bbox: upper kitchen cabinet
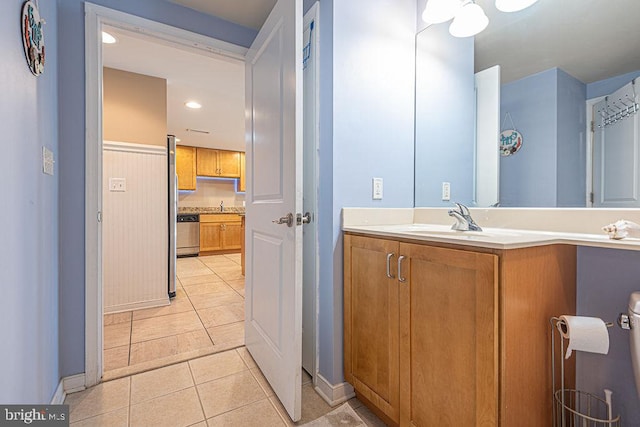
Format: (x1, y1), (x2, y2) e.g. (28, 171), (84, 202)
(239, 151), (246, 192)
(176, 145), (197, 190)
(196, 148), (241, 178)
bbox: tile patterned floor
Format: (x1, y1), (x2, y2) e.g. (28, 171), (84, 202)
(66, 347), (387, 426)
(103, 254), (245, 379)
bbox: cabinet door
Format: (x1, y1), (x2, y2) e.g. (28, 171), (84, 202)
(344, 234), (400, 425)
(221, 221), (242, 250)
(176, 145), (196, 190)
(399, 243), (498, 427)
(218, 150), (241, 178)
(239, 152), (246, 192)
(200, 222), (223, 251)
(196, 148), (219, 177)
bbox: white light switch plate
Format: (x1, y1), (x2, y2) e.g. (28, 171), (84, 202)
(372, 177), (383, 200)
(42, 147), (54, 176)
(109, 178), (126, 192)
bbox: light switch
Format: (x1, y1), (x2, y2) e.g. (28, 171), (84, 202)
(42, 147), (54, 176)
(372, 177), (383, 200)
(109, 178), (126, 192)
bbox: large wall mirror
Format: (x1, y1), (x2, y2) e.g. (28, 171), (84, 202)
(415, 0), (640, 208)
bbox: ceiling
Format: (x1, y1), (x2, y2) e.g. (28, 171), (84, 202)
(169, 0), (276, 30)
(102, 26), (245, 151)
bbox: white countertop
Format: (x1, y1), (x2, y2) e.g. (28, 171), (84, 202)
(342, 208), (640, 251)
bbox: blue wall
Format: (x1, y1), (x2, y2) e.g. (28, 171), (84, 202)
(500, 68), (587, 207)
(587, 70), (640, 100)
(320, 0), (416, 384)
(576, 247), (640, 425)
(57, 0), (256, 377)
(0, 0), (59, 403)
(414, 23), (474, 206)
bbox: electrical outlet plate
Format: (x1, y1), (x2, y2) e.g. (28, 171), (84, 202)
(442, 182), (451, 201)
(372, 177), (383, 200)
(109, 178), (126, 192)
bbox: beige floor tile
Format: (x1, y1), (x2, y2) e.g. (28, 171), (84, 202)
(103, 345), (129, 372)
(104, 322), (131, 350)
(250, 367), (275, 397)
(224, 253), (241, 263)
(196, 370), (266, 418)
(130, 387), (204, 427)
(216, 270), (246, 282)
(183, 281), (234, 297)
(177, 260), (213, 278)
(207, 321), (245, 351)
(206, 398), (285, 427)
(236, 347), (258, 369)
(355, 404), (387, 427)
(346, 397), (364, 411)
(302, 369), (312, 386)
(69, 407), (128, 427)
(189, 290), (244, 311)
(207, 263), (241, 273)
(132, 298), (195, 320)
(104, 312), (132, 326)
(129, 329), (213, 366)
(298, 383), (334, 424)
(179, 273), (225, 286)
(131, 311), (204, 343)
(196, 302), (244, 328)
(65, 377), (130, 423)
(188, 349), (248, 385)
(269, 396), (295, 426)
(130, 362), (194, 404)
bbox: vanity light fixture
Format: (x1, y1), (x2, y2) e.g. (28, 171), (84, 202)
(449, 0), (489, 38)
(495, 0), (539, 12)
(422, 0), (461, 24)
(185, 101), (202, 109)
(101, 31), (117, 44)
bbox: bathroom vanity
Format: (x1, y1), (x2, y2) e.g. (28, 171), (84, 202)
(343, 207), (640, 426)
(344, 232), (575, 426)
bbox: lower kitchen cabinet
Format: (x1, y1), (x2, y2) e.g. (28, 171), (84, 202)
(200, 214), (243, 253)
(344, 233), (576, 427)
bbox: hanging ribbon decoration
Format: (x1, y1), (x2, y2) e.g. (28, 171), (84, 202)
(499, 112), (523, 156)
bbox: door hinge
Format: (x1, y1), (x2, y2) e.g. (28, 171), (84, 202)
(589, 192), (594, 203)
(590, 121), (595, 132)
(97, 211), (102, 223)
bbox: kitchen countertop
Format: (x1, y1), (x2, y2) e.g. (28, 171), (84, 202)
(178, 207), (245, 214)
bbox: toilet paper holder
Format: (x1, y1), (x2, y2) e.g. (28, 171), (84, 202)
(550, 317), (620, 426)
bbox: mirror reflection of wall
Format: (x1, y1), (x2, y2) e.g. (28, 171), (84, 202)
(415, 0), (640, 208)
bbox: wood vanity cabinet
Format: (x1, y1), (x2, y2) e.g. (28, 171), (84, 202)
(176, 145), (197, 190)
(239, 151), (246, 192)
(344, 233), (576, 427)
(196, 148), (241, 178)
(200, 214), (243, 253)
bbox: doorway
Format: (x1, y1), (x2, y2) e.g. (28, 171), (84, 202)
(84, 1), (319, 406)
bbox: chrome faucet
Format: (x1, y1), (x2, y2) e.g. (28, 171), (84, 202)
(448, 202), (482, 231)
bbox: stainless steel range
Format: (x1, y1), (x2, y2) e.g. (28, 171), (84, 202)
(177, 214), (200, 257)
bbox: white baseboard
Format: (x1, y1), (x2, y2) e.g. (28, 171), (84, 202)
(50, 373), (86, 405)
(314, 373), (355, 407)
(104, 297), (169, 314)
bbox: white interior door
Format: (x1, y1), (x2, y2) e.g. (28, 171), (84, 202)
(593, 80), (640, 207)
(474, 65), (500, 207)
(244, 0), (303, 421)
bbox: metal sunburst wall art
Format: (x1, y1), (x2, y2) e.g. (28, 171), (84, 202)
(21, 0), (45, 76)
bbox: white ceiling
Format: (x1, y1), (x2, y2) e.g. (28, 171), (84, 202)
(102, 26), (245, 151)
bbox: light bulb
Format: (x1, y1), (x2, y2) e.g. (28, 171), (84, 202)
(185, 101), (202, 109)
(102, 31), (116, 44)
(495, 0), (539, 12)
(449, 2), (489, 37)
(422, 0), (461, 24)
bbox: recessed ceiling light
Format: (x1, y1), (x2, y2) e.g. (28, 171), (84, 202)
(102, 31), (117, 44)
(185, 101), (202, 109)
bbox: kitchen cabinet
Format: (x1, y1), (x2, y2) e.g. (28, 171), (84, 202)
(239, 151), (246, 192)
(240, 215), (245, 275)
(200, 214), (242, 253)
(344, 233), (576, 427)
(176, 145), (196, 190)
(196, 148), (241, 178)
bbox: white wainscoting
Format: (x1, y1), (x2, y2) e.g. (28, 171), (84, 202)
(103, 141), (169, 313)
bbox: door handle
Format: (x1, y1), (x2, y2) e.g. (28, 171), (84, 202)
(386, 253), (396, 279)
(272, 213), (294, 227)
(398, 255), (407, 283)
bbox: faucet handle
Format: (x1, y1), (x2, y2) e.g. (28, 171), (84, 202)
(454, 202), (470, 216)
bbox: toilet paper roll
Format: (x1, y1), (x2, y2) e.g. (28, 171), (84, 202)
(558, 315), (610, 359)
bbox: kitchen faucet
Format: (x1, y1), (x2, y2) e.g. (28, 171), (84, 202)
(448, 202), (482, 231)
